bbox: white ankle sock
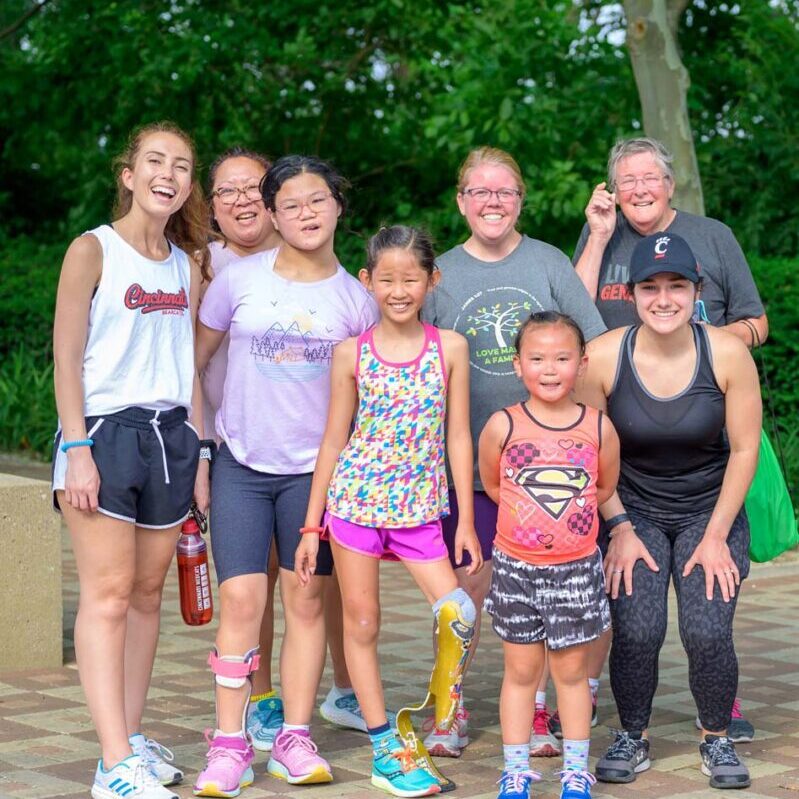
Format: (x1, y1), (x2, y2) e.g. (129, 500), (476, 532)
(328, 684), (354, 700)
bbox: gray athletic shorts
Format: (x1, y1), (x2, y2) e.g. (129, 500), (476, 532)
(485, 546), (611, 650)
(210, 443), (334, 584)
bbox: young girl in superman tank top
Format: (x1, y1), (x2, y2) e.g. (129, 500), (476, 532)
(479, 312), (620, 799)
(296, 226), (483, 798)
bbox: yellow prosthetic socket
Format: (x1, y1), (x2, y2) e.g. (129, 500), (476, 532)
(396, 597), (474, 793)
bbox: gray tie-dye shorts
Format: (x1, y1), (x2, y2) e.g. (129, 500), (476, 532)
(484, 546), (611, 649)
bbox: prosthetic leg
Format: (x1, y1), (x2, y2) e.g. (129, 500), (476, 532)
(396, 589), (475, 793)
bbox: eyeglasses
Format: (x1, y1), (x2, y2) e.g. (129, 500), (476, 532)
(212, 185), (262, 205)
(461, 187), (522, 203)
(275, 192), (334, 219)
(615, 174), (667, 192)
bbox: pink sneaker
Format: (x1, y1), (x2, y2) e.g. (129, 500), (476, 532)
(267, 729), (333, 784)
(530, 706), (561, 757)
(194, 732), (254, 798)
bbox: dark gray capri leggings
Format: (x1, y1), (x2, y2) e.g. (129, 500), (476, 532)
(604, 505), (750, 733)
(210, 443), (334, 584)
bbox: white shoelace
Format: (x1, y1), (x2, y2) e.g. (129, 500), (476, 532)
(141, 737), (176, 766)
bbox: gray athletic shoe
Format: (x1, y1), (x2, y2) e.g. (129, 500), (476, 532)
(700, 735), (751, 790)
(694, 698), (755, 744)
(727, 715), (756, 745)
(595, 731), (651, 784)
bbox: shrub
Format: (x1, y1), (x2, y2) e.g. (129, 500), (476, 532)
(0, 346), (55, 455)
(749, 256), (799, 499)
(0, 238), (63, 358)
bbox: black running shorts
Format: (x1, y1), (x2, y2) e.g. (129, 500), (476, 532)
(52, 406), (200, 529)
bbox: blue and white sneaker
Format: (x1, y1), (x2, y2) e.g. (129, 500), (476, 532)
(129, 733), (183, 785)
(91, 754), (178, 799)
(246, 695), (285, 752)
(320, 687), (397, 733)
(559, 770), (596, 799)
(496, 770), (541, 799)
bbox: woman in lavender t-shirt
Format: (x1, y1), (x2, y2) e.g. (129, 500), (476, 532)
(194, 156), (377, 795)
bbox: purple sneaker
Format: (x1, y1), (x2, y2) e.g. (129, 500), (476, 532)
(267, 729), (332, 784)
(194, 732), (254, 798)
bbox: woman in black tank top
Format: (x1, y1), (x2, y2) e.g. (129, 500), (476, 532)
(578, 233), (761, 789)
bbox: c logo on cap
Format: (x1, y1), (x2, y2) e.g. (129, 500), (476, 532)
(654, 236), (669, 259)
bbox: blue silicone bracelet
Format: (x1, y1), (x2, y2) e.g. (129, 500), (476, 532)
(60, 438), (94, 453)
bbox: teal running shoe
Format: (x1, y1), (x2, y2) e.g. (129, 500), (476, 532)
(246, 695), (284, 752)
(371, 743), (440, 797)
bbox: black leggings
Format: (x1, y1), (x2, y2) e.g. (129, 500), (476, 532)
(607, 507), (750, 733)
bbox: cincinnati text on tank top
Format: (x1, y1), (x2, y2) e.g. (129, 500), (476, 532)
(495, 402), (603, 566)
(608, 323), (729, 514)
(326, 323), (449, 528)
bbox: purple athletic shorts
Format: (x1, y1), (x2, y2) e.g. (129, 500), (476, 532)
(325, 513), (449, 563)
(440, 489), (498, 569)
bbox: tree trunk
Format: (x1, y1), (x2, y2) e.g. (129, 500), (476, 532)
(623, 0), (705, 215)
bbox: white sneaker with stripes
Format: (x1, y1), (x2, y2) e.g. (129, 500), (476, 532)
(91, 754), (179, 799)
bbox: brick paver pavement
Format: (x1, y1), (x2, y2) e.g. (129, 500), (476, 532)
(1, 460), (797, 799)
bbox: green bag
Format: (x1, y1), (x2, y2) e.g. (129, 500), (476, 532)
(745, 430), (798, 563)
(741, 319), (798, 563)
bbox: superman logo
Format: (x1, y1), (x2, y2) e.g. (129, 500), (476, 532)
(513, 466), (589, 520)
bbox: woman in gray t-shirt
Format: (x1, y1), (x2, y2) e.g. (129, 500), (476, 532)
(574, 136), (767, 343)
(423, 146), (605, 758)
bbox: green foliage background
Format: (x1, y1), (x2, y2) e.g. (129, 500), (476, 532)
(2, 1), (798, 261)
(0, 1), (797, 495)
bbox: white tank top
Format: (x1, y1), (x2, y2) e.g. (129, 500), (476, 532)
(81, 224), (194, 415)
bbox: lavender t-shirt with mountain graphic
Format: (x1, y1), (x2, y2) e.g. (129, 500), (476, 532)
(199, 248), (377, 473)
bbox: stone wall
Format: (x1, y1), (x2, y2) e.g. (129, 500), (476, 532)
(0, 473), (62, 669)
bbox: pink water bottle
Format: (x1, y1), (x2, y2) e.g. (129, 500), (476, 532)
(176, 514), (213, 626)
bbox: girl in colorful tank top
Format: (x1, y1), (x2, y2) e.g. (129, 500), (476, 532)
(478, 312), (619, 799)
(296, 226), (482, 797)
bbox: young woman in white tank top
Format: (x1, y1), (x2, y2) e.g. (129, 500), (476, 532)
(52, 122), (209, 799)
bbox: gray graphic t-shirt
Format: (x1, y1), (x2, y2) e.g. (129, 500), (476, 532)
(424, 235), (606, 490)
(573, 210), (765, 330)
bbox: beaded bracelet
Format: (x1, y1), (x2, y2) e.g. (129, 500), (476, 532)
(299, 526), (325, 535)
(60, 438), (94, 453)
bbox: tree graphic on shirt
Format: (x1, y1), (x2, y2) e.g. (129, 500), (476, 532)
(465, 301), (531, 348)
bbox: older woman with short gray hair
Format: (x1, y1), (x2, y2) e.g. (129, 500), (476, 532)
(573, 136), (768, 346)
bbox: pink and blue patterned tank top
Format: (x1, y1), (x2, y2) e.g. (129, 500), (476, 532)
(326, 323), (450, 527)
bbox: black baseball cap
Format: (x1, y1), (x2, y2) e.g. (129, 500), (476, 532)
(630, 232), (701, 284)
